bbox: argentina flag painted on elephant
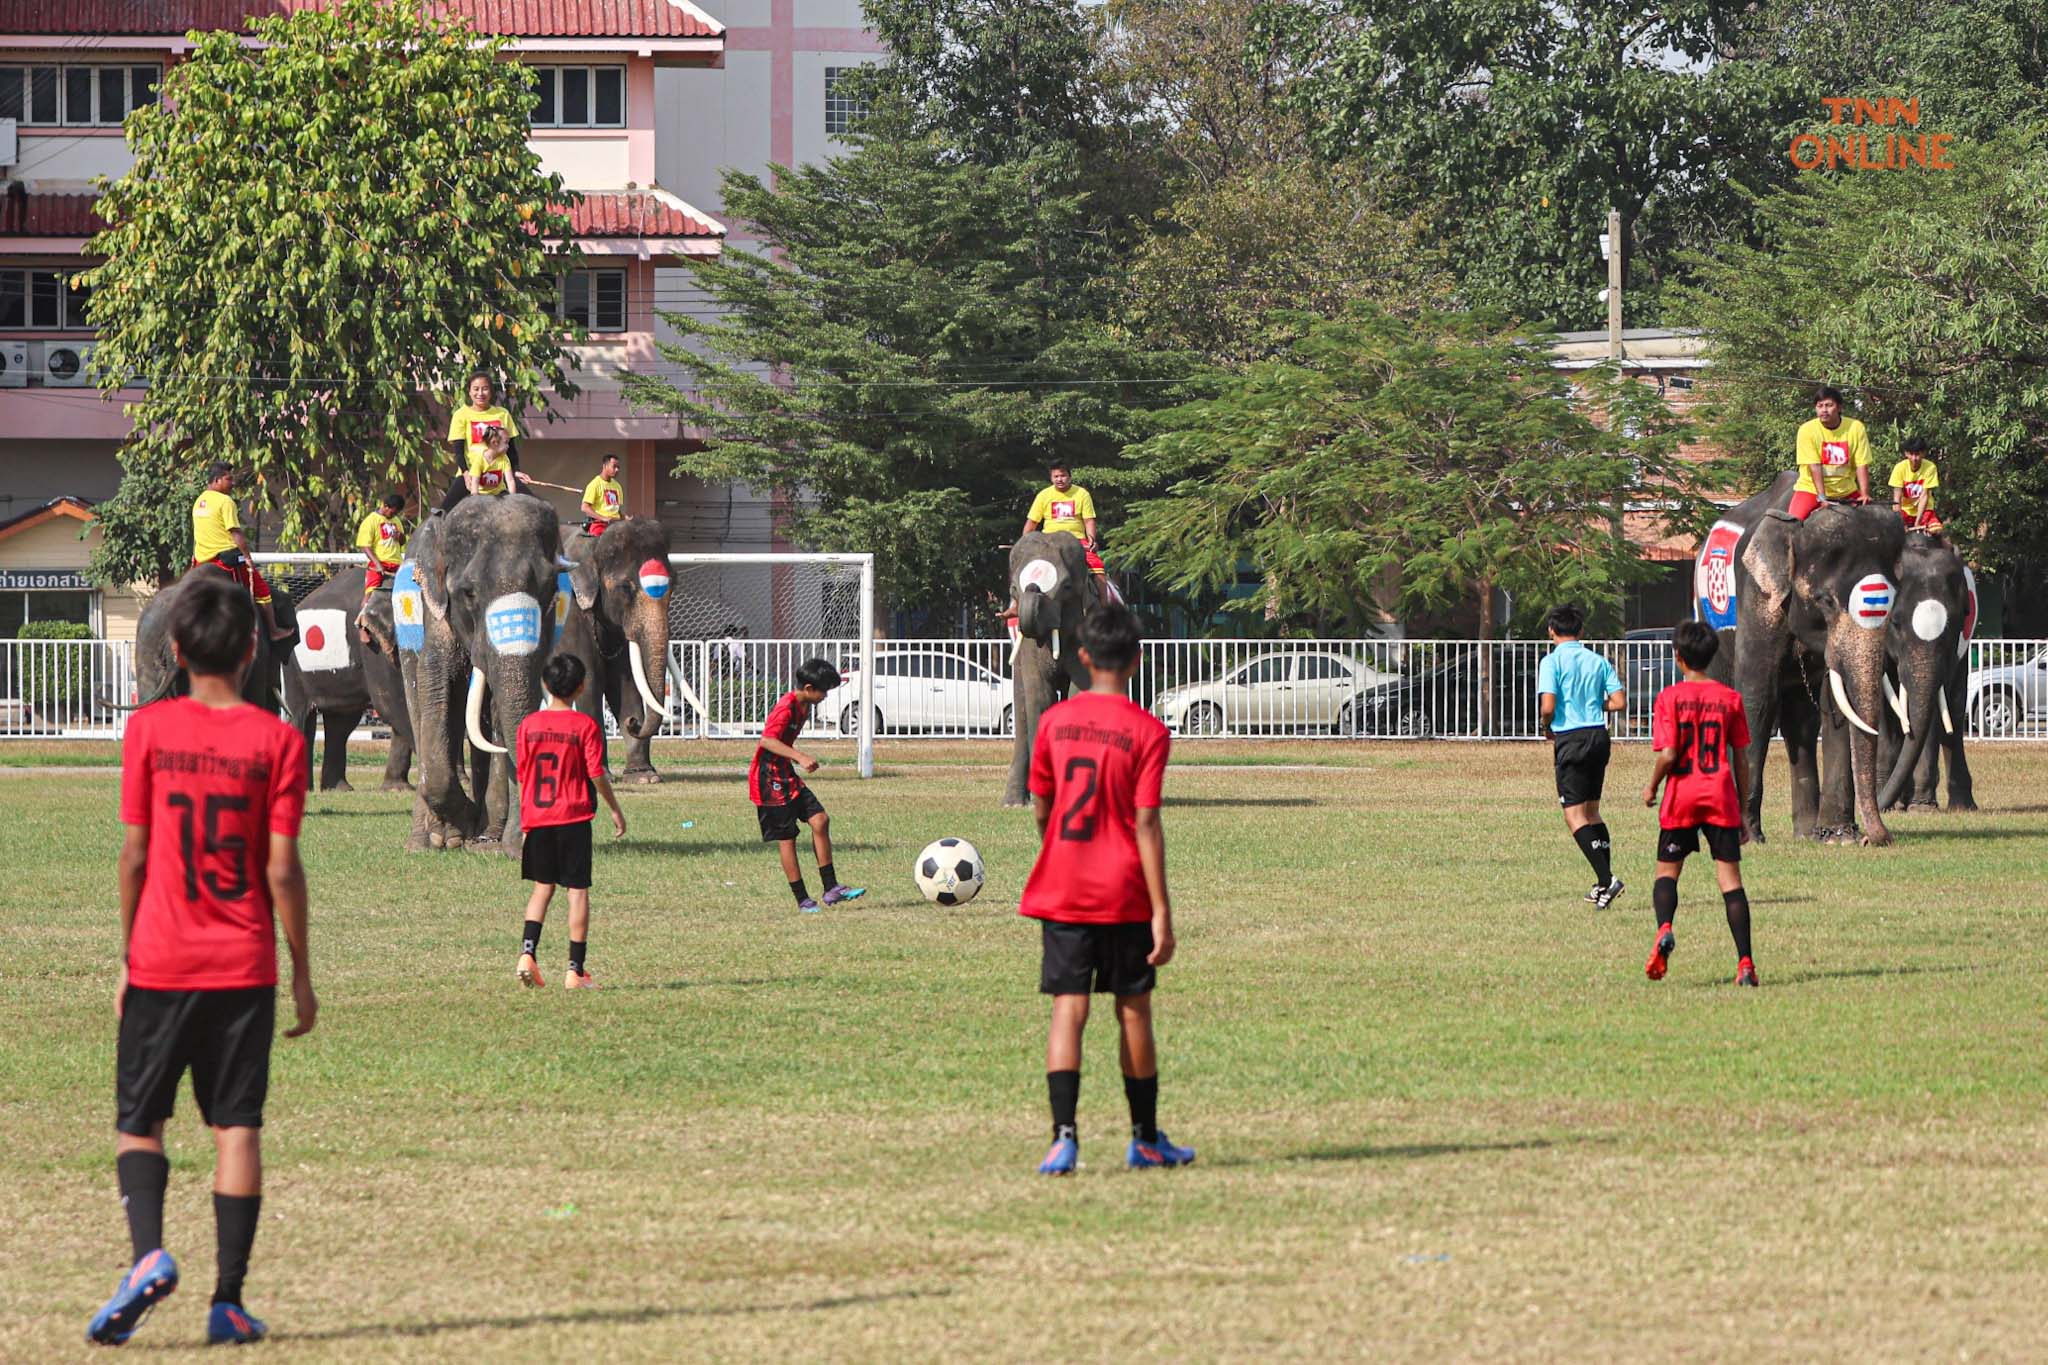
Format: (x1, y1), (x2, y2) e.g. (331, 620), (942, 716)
(394, 561), (425, 652)
(553, 571), (572, 646)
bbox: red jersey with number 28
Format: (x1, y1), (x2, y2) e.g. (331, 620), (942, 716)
(1019, 692), (1170, 925)
(517, 707), (605, 830)
(1652, 679), (1752, 828)
(120, 698), (308, 991)
(749, 691), (812, 807)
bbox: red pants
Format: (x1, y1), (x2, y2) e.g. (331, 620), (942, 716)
(364, 560), (400, 591)
(1903, 510), (1943, 531)
(1787, 489), (1866, 520)
(197, 554), (272, 604)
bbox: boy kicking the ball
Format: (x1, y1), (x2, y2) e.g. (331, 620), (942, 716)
(1640, 620), (1759, 986)
(751, 657), (864, 911)
(515, 654), (626, 989)
(91, 574), (314, 1347)
(1021, 603), (1191, 1175)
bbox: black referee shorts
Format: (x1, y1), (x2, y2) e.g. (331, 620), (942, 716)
(1039, 921), (1157, 997)
(1553, 728), (1612, 807)
(117, 986), (275, 1134)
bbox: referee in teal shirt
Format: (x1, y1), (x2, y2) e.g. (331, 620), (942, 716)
(1537, 605), (1628, 908)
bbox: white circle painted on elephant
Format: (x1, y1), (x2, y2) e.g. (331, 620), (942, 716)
(483, 592), (543, 656)
(1018, 558), (1060, 595)
(1910, 599), (1948, 642)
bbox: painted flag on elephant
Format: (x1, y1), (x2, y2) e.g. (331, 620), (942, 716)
(1694, 519), (1744, 631)
(554, 571), (572, 646)
(293, 609), (351, 672)
(394, 562), (425, 652)
(639, 559), (670, 599)
(1851, 574), (1894, 629)
(1961, 566), (1979, 658)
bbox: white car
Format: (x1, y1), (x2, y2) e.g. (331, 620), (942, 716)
(827, 649), (1014, 735)
(1151, 650), (1400, 735)
(1967, 644), (2048, 736)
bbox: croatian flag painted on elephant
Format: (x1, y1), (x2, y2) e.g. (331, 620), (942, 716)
(394, 562), (424, 653)
(1961, 566), (1979, 659)
(1694, 519), (1744, 630)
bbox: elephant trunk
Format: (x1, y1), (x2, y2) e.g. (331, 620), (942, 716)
(1878, 650), (1945, 810)
(621, 596), (668, 739)
(1829, 626), (1892, 845)
(488, 655), (541, 757)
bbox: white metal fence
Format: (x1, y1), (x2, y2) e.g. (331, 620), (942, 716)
(10, 635), (2048, 743)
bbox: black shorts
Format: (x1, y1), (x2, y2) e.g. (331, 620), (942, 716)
(1657, 823), (1743, 865)
(1553, 728), (1612, 807)
(756, 788), (826, 843)
(117, 986), (275, 1134)
(1039, 921), (1157, 997)
(522, 820), (593, 889)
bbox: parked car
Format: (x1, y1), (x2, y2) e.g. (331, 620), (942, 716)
(1619, 627), (1678, 706)
(1151, 650), (1399, 735)
(826, 649), (1013, 735)
(1353, 649), (1546, 737)
(1967, 644), (2048, 736)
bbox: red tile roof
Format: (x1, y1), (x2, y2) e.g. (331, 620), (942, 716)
(0, 1), (722, 38)
(566, 191), (722, 238)
(0, 191), (103, 237)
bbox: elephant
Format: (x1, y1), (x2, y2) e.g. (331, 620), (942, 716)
(397, 493), (563, 853)
(280, 567), (415, 793)
(1877, 535), (1977, 812)
(1003, 532), (1103, 807)
(126, 566), (298, 712)
(1701, 471), (1906, 845)
(558, 517), (673, 783)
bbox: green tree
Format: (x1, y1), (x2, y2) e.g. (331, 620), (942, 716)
(1117, 306), (1695, 641)
(1677, 125), (2048, 576)
(82, 0), (581, 587)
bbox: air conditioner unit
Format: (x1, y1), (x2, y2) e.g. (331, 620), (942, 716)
(43, 340), (95, 387)
(0, 118), (18, 168)
(0, 339), (26, 388)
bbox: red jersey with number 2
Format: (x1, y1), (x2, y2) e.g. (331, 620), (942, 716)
(516, 707), (605, 830)
(1019, 692), (1170, 925)
(120, 698), (308, 991)
(1652, 679), (1752, 828)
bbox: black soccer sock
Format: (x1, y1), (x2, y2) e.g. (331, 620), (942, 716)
(1573, 823), (1614, 887)
(1723, 888), (1753, 960)
(1653, 876), (1679, 928)
(819, 862), (837, 890)
(520, 920), (544, 958)
(1124, 1073), (1159, 1144)
(117, 1150), (170, 1261)
(1047, 1070), (1080, 1142)
(211, 1193), (261, 1306)
(568, 940), (587, 975)
(789, 878), (809, 905)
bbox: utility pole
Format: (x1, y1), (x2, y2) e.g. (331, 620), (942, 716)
(1606, 207), (1623, 358)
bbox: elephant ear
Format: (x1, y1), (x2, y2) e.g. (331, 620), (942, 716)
(414, 524), (450, 622)
(568, 556), (602, 612)
(1740, 519), (1795, 602)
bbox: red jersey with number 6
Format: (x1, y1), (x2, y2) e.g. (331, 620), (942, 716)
(120, 698), (308, 991)
(1019, 692), (1170, 925)
(516, 707), (605, 829)
(1652, 679), (1752, 828)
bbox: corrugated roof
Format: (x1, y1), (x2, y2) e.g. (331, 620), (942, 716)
(0, 191), (103, 237)
(0, 0), (722, 38)
(566, 190), (722, 238)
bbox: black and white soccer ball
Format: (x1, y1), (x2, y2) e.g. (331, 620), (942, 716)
(914, 837), (985, 905)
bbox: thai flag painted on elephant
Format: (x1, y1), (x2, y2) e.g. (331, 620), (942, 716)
(394, 562), (424, 653)
(1851, 574), (1894, 629)
(1694, 519), (1745, 630)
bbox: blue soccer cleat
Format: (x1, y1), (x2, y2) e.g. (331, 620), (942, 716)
(86, 1248), (178, 1345)
(821, 884), (866, 905)
(206, 1300), (268, 1346)
(1126, 1131), (1196, 1169)
(1037, 1136), (1078, 1175)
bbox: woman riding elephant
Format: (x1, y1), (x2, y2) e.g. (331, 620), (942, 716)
(1003, 531), (1102, 807)
(557, 516), (673, 783)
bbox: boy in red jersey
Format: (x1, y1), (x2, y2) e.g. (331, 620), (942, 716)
(1641, 620), (1758, 987)
(515, 654), (626, 989)
(1019, 603), (1190, 1175)
(750, 657), (864, 912)
(91, 574), (314, 1348)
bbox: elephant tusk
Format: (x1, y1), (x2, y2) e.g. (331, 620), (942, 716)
(466, 666), (508, 755)
(1883, 677), (1909, 735)
(1940, 688), (1955, 735)
(1829, 669), (1880, 738)
(1050, 628), (1061, 662)
(556, 554), (576, 569)
(628, 639), (666, 727)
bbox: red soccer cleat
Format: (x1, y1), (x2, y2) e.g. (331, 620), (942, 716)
(1735, 957), (1758, 988)
(1645, 924), (1675, 981)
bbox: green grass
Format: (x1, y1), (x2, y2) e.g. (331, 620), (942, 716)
(2, 739), (2044, 1360)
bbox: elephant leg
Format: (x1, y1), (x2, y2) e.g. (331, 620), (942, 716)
(1005, 639), (1051, 807)
(294, 697), (318, 793)
(321, 709), (362, 791)
(1910, 724), (1940, 809)
(1943, 688), (1977, 811)
(408, 790), (435, 852)
(382, 726), (415, 793)
(1780, 683), (1823, 840)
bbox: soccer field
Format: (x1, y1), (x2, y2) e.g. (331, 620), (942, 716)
(3, 740), (2045, 1361)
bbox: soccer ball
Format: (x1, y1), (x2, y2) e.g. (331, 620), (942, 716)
(915, 837), (985, 906)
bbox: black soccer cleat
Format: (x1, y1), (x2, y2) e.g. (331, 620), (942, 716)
(1593, 878), (1627, 911)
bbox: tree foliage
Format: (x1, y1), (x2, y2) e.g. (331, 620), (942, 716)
(82, 0), (580, 586)
(1116, 306), (1698, 637)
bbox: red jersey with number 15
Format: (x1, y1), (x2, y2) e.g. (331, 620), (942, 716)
(1652, 679), (1752, 828)
(516, 707), (605, 829)
(1019, 692), (1170, 925)
(120, 698), (308, 991)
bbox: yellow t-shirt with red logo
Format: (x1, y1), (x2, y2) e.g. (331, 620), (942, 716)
(192, 488), (241, 562)
(449, 403), (519, 494)
(1888, 458), (1939, 518)
(1794, 417), (1871, 499)
(581, 475), (624, 522)
(355, 510), (406, 565)
(1027, 484), (1096, 539)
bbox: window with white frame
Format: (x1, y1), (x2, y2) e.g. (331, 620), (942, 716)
(554, 269), (627, 333)
(529, 65), (626, 128)
(824, 66), (872, 136)
(0, 268), (95, 330)
(0, 64), (157, 126)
